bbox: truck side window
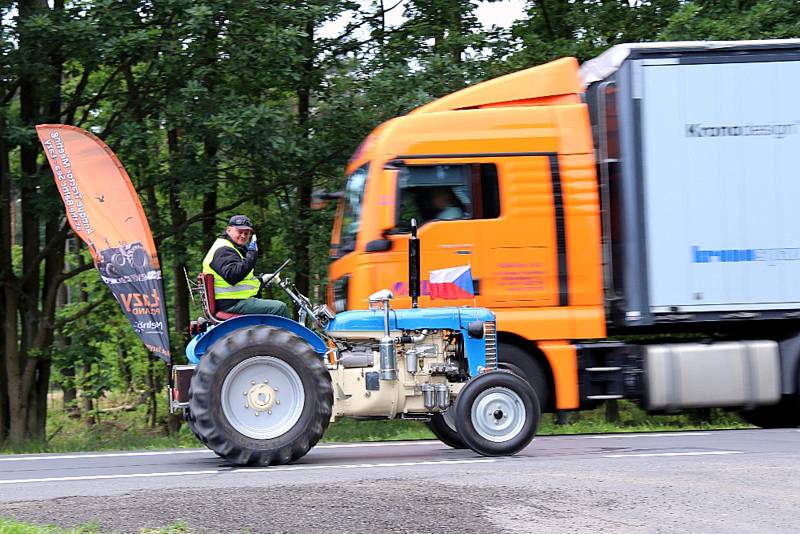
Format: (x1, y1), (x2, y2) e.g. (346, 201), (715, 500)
(395, 163), (500, 232)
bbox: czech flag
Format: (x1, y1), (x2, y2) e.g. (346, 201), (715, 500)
(429, 265), (474, 300)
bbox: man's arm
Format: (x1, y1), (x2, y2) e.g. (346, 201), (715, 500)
(209, 246), (257, 285)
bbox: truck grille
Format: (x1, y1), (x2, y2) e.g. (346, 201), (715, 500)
(484, 321), (497, 370)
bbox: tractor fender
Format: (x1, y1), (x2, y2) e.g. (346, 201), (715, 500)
(186, 315), (327, 364)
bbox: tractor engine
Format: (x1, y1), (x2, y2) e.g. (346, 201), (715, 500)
(329, 327), (470, 419)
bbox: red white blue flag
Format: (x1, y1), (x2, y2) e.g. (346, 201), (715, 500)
(429, 265), (474, 300)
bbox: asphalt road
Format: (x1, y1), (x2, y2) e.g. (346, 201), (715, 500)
(0, 429), (798, 533)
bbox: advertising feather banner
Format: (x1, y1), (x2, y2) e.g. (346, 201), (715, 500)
(37, 124), (171, 362)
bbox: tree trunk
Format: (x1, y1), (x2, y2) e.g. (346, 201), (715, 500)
(82, 361), (94, 427)
(167, 128), (189, 344)
(293, 18), (315, 299)
(539, 0), (554, 38)
(11, 0), (45, 444)
(202, 135), (218, 250)
(0, 113), (10, 444)
(5, 0), (64, 444)
(58, 242), (77, 414)
(201, 21), (220, 251)
(61, 364), (77, 414)
(146, 357), (158, 428)
(117, 345), (133, 393)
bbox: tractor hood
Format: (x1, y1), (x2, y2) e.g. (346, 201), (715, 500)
(325, 306), (495, 334)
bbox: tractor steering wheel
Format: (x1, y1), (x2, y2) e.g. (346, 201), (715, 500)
(260, 258), (291, 287)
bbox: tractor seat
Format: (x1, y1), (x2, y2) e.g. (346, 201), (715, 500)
(199, 273), (242, 321)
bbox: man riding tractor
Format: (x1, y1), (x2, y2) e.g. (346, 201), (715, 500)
(202, 214), (290, 318)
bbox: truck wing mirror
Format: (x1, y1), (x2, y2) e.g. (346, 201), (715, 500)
(311, 190), (343, 210)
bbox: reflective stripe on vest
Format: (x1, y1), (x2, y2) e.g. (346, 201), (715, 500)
(202, 238), (260, 300)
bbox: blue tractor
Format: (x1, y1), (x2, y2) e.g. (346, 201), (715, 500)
(171, 223), (539, 466)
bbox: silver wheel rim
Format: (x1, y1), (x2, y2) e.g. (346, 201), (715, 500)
(221, 356), (305, 439)
(471, 386), (526, 443)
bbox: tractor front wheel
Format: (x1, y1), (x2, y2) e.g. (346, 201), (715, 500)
(188, 325), (333, 466)
(454, 370), (540, 456)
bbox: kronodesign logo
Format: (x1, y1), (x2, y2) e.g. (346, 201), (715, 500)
(692, 246), (800, 264)
(685, 122), (799, 139)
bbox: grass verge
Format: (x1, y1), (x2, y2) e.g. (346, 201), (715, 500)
(0, 390), (750, 455)
(0, 519), (189, 534)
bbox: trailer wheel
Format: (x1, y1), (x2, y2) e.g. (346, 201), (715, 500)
(188, 325), (333, 466)
(426, 410), (467, 449)
(454, 370), (540, 456)
(739, 394), (800, 429)
(498, 343), (552, 412)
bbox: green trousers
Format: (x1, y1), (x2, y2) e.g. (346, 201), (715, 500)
(221, 298), (290, 318)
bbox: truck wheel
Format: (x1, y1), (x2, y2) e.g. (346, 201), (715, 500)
(454, 370), (540, 456)
(739, 394), (800, 428)
(426, 410), (467, 449)
(498, 343), (552, 412)
(188, 325), (333, 466)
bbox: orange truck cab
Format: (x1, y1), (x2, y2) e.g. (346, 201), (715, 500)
(327, 40), (800, 426)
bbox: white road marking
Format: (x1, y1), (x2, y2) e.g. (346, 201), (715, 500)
(0, 469), (221, 485)
(0, 449), (212, 462)
(0, 458), (496, 485)
(233, 458), (496, 473)
(0, 441), (439, 463)
(603, 451), (742, 458)
(583, 432), (711, 439)
(315, 441), (437, 449)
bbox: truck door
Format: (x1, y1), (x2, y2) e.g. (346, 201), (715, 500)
(483, 155), (565, 308)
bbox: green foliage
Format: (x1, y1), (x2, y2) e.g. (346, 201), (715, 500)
(0, 519), (103, 534)
(0, 518), (190, 534)
(661, 0), (800, 40)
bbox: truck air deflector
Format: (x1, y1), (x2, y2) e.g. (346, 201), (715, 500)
(396, 151), (569, 307)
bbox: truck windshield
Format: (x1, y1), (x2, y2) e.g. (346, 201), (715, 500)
(338, 163), (369, 255)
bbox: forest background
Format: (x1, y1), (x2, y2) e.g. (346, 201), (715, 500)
(1, 0), (799, 448)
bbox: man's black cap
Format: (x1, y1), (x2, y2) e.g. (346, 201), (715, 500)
(228, 215), (253, 230)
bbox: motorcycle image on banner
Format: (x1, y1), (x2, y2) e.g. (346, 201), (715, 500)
(36, 124), (171, 363)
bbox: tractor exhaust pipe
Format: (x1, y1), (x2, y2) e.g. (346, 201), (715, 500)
(379, 291), (397, 381)
(409, 218), (420, 308)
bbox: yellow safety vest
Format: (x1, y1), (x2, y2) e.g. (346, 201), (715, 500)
(202, 238), (260, 300)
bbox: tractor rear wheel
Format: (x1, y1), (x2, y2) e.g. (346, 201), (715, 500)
(188, 325), (333, 466)
(454, 370), (540, 456)
(426, 410), (467, 449)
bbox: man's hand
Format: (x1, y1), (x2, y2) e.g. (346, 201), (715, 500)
(247, 234), (258, 251)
